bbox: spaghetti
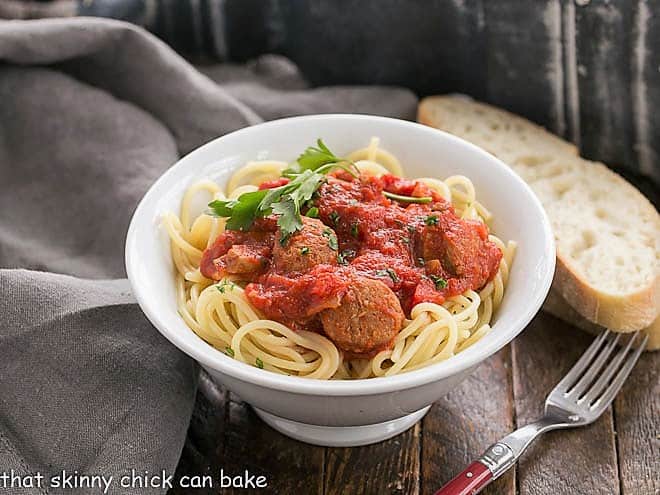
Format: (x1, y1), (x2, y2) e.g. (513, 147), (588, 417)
(164, 138), (516, 379)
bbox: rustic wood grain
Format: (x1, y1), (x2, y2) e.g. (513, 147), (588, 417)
(173, 320), (658, 495)
(222, 392), (325, 495)
(575, 0), (635, 172)
(560, 0), (581, 146)
(324, 424), (420, 495)
(172, 372), (325, 495)
(481, 0), (565, 135)
(274, 0), (489, 96)
(512, 313), (620, 495)
(171, 373), (227, 495)
(630, 0), (660, 183)
(614, 351), (660, 495)
(420, 348), (515, 495)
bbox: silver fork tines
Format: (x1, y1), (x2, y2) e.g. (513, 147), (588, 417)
(581, 331), (642, 407)
(438, 330), (648, 494)
(565, 331), (621, 399)
(547, 330), (648, 423)
(436, 330), (648, 494)
(486, 330), (647, 470)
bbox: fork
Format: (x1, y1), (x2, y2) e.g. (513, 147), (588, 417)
(434, 329), (648, 495)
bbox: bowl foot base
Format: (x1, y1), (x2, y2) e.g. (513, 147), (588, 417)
(252, 406), (431, 447)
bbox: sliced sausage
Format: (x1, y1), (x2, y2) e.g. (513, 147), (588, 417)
(320, 276), (404, 356)
(272, 217), (338, 274)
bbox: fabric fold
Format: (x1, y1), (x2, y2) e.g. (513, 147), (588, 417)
(0, 17), (418, 491)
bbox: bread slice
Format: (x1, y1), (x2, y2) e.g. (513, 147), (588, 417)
(544, 289), (660, 350)
(418, 96), (659, 343)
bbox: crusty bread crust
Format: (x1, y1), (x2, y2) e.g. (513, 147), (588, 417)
(554, 253), (658, 332)
(418, 95), (659, 338)
(543, 289), (659, 350)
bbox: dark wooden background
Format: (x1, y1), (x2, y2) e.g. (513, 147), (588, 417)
(172, 311), (659, 495)
(6, 0), (658, 186)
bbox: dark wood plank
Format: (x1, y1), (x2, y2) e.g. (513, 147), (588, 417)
(274, 0), (487, 97)
(324, 424), (420, 495)
(482, 0), (565, 134)
(172, 372), (228, 495)
(630, 0), (660, 184)
(222, 393), (325, 495)
(560, 0), (581, 146)
(512, 313), (620, 495)
(172, 372), (324, 494)
(420, 348), (515, 495)
(614, 351), (660, 495)
(575, 0), (635, 171)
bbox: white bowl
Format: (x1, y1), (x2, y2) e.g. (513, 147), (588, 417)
(126, 114), (555, 446)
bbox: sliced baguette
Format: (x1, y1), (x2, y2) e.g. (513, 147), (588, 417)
(418, 95), (659, 340)
(544, 289), (660, 350)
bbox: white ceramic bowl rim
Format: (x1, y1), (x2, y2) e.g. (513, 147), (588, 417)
(126, 114), (555, 396)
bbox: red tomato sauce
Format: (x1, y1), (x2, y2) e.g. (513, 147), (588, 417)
(200, 172), (502, 333)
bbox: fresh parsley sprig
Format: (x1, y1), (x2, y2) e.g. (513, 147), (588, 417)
(207, 139), (353, 239)
(283, 139), (344, 176)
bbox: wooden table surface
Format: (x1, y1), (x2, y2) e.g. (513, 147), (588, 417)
(172, 311), (659, 495)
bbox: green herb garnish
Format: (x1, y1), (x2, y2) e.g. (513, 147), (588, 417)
(301, 246), (310, 255)
(306, 206), (319, 218)
(208, 140), (354, 240)
(350, 223), (359, 238)
(337, 249), (355, 265)
(208, 169), (321, 238)
(376, 268), (399, 284)
(255, 357), (264, 369)
(425, 215), (439, 226)
(383, 191), (432, 204)
(216, 279), (235, 293)
(429, 275), (448, 290)
(329, 211), (340, 226)
(284, 139), (344, 175)
(282, 139), (358, 178)
(322, 228), (339, 251)
(225, 347), (235, 357)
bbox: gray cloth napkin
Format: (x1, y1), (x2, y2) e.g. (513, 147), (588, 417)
(0, 17), (417, 493)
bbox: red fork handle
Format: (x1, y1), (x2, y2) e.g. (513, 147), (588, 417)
(433, 461), (493, 495)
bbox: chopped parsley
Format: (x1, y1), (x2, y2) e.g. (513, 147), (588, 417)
(216, 279), (236, 293)
(300, 246), (310, 255)
(376, 268), (399, 284)
(329, 211), (340, 226)
(322, 228), (339, 251)
(225, 347), (235, 357)
(279, 232), (291, 246)
(306, 206), (319, 218)
(337, 249), (355, 265)
(429, 275), (448, 290)
(383, 191), (432, 204)
(350, 222), (359, 238)
(425, 215), (439, 226)
(255, 357), (264, 369)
